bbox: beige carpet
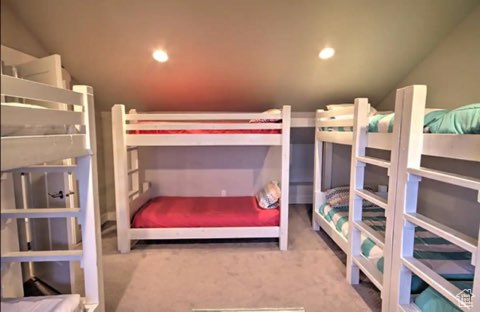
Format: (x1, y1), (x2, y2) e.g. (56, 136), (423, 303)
(95, 205), (381, 312)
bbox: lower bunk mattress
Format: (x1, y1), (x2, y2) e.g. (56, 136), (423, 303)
(132, 196), (280, 228)
(317, 203), (474, 292)
(1, 294), (82, 312)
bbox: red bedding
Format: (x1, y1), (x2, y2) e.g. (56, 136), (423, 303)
(129, 121), (281, 134)
(132, 196), (280, 228)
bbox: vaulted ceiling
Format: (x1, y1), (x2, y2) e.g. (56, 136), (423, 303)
(5, 0), (478, 111)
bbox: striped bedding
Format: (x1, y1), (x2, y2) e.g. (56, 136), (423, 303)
(317, 203), (474, 291)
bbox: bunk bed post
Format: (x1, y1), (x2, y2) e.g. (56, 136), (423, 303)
(388, 85), (427, 311)
(74, 85), (105, 312)
(473, 227), (479, 310)
(77, 155), (103, 311)
(112, 104), (131, 253)
(280, 105), (291, 251)
(312, 110), (323, 231)
(346, 98), (369, 285)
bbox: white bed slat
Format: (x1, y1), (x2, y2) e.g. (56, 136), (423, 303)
(1, 74), (83, 106)
(408, 167), (480, 190)
(316, 118), (354, 128)
(402, 257), (468, 311)
(1, 104), (83, 127)
(316, 106), (354, 118)
(355, 189), (388, 209)
(126, 112), (282, 121)
(312, 210), (349, 253)
(357, 156), (390, 169)
(316, 130), (353, 145)
(404, 212), (477, 254)
(353, 221), (385, 249)
(125, 122), (282, 130)
(422, 134), (480, 162)
(1, 135), (89, 171)
(352, 255), (384, 291)
(1, 250), (83, 262)
(130, 226), (280, 240)
(398, 303), (422, 312)
(126, 133), (282, 146)
(1, 208), (81, 219)
(14, 165), (77, 173)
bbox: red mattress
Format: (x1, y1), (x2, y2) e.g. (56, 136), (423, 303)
(129, 121), (281, 135)
(132, 196), (280, 228)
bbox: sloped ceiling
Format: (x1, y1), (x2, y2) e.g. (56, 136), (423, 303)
(5, 0), (479, 111)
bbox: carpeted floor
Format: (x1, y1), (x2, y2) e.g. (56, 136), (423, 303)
(93, 205), (381, 312)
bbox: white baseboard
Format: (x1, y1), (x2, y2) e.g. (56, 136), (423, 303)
(100, 212), (116, 224)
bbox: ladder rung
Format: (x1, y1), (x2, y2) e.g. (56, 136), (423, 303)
(408, 167), (480, 190)
(355, 189), (388, 209)
(357, 156), (390, 169)
(353, 221), (385, 249)
(352, 255), (383, 291)
(128, 168), (139, 174)
(1, 208), (81, 219)
(404, 213), (477, 254)
(1, 250), (83, 262)
(398, 303), (422, 312)
(127, 146), (138, 151)
(14, 165), (77, 173)
(402, 257), (465, 310)
(128, 190), (139, 197)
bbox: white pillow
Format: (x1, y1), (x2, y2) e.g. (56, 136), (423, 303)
(256, 181), (281, 209)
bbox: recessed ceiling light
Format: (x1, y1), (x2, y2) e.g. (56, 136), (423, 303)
(153, 49), (169, 63)
(319, 47), (335, 60)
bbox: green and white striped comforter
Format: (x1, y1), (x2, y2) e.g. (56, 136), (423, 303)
(318, 203), (474, 291)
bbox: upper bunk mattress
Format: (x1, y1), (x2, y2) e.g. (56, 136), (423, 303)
(132, 196), (280, 228)
(1, 294), (82, 312)
(128, 121), (281, 135)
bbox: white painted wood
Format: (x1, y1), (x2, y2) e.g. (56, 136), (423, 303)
(1, 74), (83, 107)
(77, 155), (103, 311)
(1, 104), (83, 127)
(422, 134), (480, 162)
(130, 226), (280, 240)
(404, 213), (477, 254)
(473, 227), (479, 311)
(1, 250), (83, 262)
(279, 105), (291, 251)
(402, 257), (468, 311)
(125, 112), (281, 121)
(129, 186), (152, 219)
(291, 112), (315, 127)
(353, 221), (385, 249)
(125, 122), (282, 130)
(126, 134), (282, 146)
(388, 85), (428, 311)
(1, 135), (88, 171)
(312, 210), (349, 253)
(352, 255), (384, 291)
(355, 189), (388, 209)
(111, 104), (131, 253)
(312, 134), (322, 231)
(316, 130), (353, 145)
(316, 118), (354, 128)
(14, 165), (77, 174)
(408, 167), (480, 190)
(365, 133), (393, 150)
(357, 156), (390, 169)
(346, 98), (370, 287)
(1, 208), (81, 219)
(316, 106), (354, 118)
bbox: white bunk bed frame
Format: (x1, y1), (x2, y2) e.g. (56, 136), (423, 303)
(112, 105), (291, 253)
(388, 85), (480, 312)
(0, 74), (104, 311)
(312, 98), (404, 311)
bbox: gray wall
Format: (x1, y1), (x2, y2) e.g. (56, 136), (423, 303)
(377, 8), (480, 237)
